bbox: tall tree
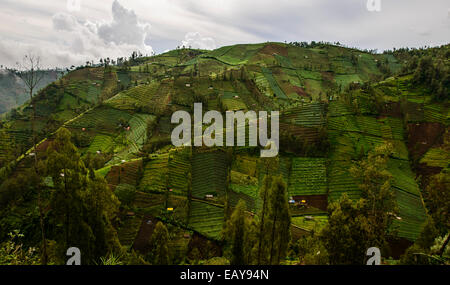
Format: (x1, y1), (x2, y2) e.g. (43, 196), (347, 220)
(16, 54), (47, 263)
(256, 157), (278, 264)
(16, 54), (44, 166)
(320, 194), (371, 264)
(46, 128), (119, 264)
(222, 200), (252, 265)
(149, 222), (170, 265)
(267, 176), (291, 265)
(349, 142), (397, 249)
(424, 172), (450, 256)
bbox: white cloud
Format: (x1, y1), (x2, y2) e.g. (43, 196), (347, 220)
(181, 32), (216, 50)
(0, 0), (153, 68)
(0, 0), (449, 68)
(97, 0), (151, 46)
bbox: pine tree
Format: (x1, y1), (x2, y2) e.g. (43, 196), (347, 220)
(149, 222), (170, 265)
(267, 176), (291, 265)
(222, 200), (248, 265)
(46, 128), (119, 264)
(349, 142), (397, 249)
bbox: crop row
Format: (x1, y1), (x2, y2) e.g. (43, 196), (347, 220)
(139, 153), (169, 193)
(191, 151), (227, 199)
(288, 158), (327, 196)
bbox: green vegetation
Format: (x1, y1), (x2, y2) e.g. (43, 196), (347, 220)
(0, 42), (448, 265)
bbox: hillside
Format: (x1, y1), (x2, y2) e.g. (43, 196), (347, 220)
(0, 69), (60, 115)
(0, 42), (448, 264)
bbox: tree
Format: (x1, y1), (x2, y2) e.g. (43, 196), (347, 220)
(266, 176), (291, 264)
(149, 222), (170, 265)
(16, 54), (47, 263)
(222, 200), (253, 265)
(256, 157), (278, 264)
(46, 128), (119, 264)
(16, 54), (45, 166)
(0, 231), (40, 265)
(349, 142), (397, 249)
(320, 194), (371, 264)
(424, 172), (450, 255)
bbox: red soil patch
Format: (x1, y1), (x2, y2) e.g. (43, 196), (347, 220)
(321, 71), (334, 83)
(105, 160), (143, 188)
(187, 233), (222, 260)
(36, 139), (52, 153)
(132, 216), (157, 255)
(292, 86), (308, 98)
(291, 225), (310, 241)
(415, 164), (443, 191)
(406, 122), (445, 162)
(387, 237), (413, 259)
(379, 102), (403, 118)
(260, 43), (288, 57)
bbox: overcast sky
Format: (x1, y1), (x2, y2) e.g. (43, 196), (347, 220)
(0, 0), (448, 68)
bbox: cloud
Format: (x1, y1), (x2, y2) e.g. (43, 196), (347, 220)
(0, 0), (449, 68)
(52, 12), (78, 31)
(47, 0), (153, 67)
(181, 32), (216, 50)
(97, 0), (151, 46)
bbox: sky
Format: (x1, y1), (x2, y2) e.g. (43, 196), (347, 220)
(0, 0), (448, 68)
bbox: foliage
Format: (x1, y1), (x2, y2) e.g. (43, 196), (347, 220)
(148, 221), (170, 265)
(0, 231), (40, 265)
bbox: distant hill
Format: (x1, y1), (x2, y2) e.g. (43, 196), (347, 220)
(0, 69), (60, 115)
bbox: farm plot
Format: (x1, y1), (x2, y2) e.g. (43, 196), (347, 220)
(220, 91), (247, 111)
(424, 104), (448, 125)
(228, 190), (256, 211)
(328, 101), (354, 117)
(168, 148), (191, 196)
(283, 102), (325, 127)
(328, 130), (359, 160)
(191, 151), (228, 199)
(232, 154), (258, 177)
(328, 160), (361, 202)
(262, 67), (288, 99)
(355, 116), (382, 137)
(419, 147), (449, 168)
(328, 115), (360, 132)
(230, 170), (258, 198)
(253, 73), (273, 98)
(392, 190), (427, 241)
(87, 134), (114, 153)
(139, 153), (169, 193)
(188, 201), (224, 239)
(106, 159), (143, 187)
(117, 216), (142, 247)
(291, 214), (328, 231)
(378, 117), (405, 140)
(127, 113), (156, 151)
(106, 82), (161, 110)
(66, 106), (133, 132)
(133, 191), (165, 209)
(388, 159), (422, 196)
(288, 158), (327, 196)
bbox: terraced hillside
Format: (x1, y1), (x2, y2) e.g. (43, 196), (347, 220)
(0, 42), (448, 263)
